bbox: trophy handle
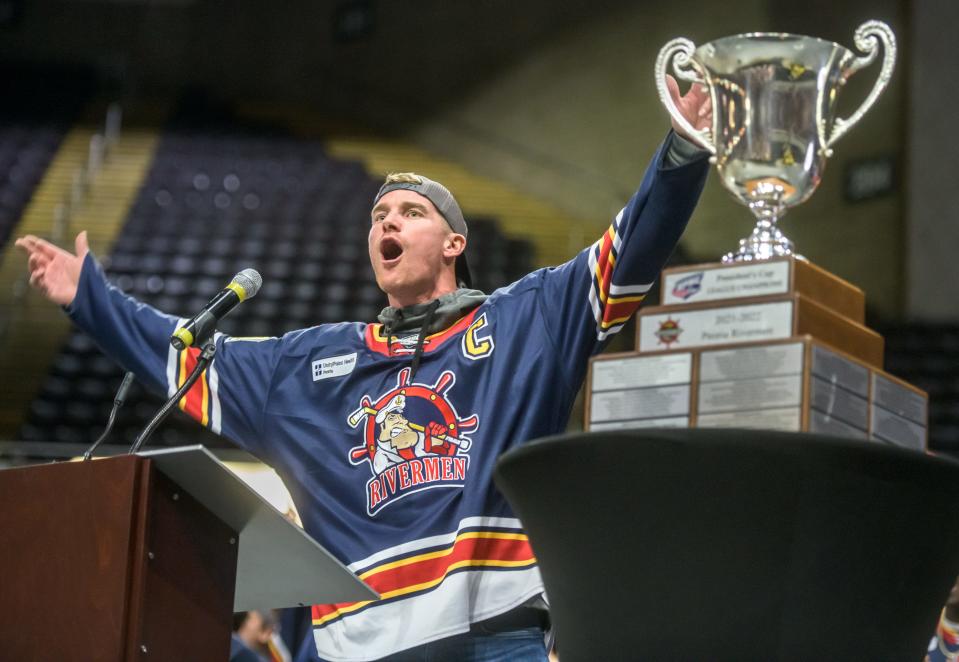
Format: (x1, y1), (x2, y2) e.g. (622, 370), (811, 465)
(825, 20), (897, 153)
(655, 38), (717, 155)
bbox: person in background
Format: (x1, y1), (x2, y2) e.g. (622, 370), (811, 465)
(233, 611), (267, 662)
(235, 609), (292, 662)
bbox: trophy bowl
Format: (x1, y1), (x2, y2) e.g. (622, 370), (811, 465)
(655, 21), (896, 262)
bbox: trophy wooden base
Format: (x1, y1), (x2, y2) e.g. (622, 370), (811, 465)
(587, 337), (927, 451)
(587, 257), (928, 451)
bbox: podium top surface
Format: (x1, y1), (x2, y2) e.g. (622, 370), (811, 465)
(140, 445), (376, 610)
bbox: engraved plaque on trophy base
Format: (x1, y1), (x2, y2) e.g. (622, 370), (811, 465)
(586, 337), (928, 451)
(637, 293), (884, 368)
(661, 257), (866, 322)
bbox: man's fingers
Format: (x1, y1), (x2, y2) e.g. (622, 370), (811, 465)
(27, 252), (49, 273)
(17, 235), (61, 260)
(666, 74), (681, 103)
(17, 235), (45, 253)
(15, 236), (40, 255)
(688, 83), (709, 102)
(29, 268), (44, 287)
(75, 230), (89, 257)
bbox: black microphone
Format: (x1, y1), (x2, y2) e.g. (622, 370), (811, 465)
(170, 269), (262, 350)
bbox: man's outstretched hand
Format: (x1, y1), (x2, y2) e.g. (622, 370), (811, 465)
(15, 231), (89, 307)
(666, 74), (712, 145)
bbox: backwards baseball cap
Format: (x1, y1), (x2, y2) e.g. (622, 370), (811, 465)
(373, 173), (472, 288)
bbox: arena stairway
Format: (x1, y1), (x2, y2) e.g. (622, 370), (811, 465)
(0, 121), (160, 438)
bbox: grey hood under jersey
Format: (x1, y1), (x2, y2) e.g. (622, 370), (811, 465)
(377, 288), (489, 378)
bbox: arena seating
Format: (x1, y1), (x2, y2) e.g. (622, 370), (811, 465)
(18, 111), (533, 449)
(881, 323), (959, 458)
(0, 64), (89, 250)
(0, 126), (63, 249)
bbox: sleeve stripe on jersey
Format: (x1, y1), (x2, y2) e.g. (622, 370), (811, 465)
(168, 331), (224, 432)
(177, 348), (210, 426)
(165, 317), (187, 398)
(609, 282), (652, 296)
(587, 209), (654, 340)
(208, 358), (222, 435)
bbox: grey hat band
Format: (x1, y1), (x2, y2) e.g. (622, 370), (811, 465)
(373, 179), (468, 237)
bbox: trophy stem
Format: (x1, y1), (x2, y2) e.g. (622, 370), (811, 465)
(723, 181), (804, 263)
(722, 217), (803, 263)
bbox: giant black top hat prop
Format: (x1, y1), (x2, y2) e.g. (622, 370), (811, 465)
(494, 429), (959, 662)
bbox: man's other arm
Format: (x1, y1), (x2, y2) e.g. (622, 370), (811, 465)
(16, 232), (278, 455)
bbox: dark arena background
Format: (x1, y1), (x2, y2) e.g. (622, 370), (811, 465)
(1, 0), (958, 659)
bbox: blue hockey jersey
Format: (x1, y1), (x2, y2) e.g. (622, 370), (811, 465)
(67, 136), (708, 661)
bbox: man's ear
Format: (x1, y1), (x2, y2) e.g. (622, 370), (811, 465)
(444, 233), (466, 259)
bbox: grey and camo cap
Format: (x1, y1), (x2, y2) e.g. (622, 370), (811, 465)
(373, 174), (473, 288)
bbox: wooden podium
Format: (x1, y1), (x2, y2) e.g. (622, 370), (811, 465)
(0, 446), (376, 661)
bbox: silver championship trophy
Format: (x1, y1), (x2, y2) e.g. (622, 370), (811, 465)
(655, 21), (896, 261)
(584, 20), (928, 451)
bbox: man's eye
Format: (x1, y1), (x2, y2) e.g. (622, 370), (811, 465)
(408, 210), (420, 217)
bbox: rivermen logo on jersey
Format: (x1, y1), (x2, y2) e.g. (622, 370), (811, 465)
(347, 368), (479, 516)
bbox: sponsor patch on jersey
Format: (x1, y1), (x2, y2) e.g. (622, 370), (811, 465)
(312, 352), (358, 381)
(347, 368), (479, 516)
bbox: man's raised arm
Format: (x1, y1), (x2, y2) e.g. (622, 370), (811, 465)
(529, 78), (713, 390)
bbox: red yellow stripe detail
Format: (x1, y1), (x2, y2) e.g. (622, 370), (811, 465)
(311, 531), (536, 628)
(177, 348), (211, 426)
(592, 222), (649, 329)
(606, 293), (646, 305)
(357, 531), (528, 580)
(593, 225), (618, 305)
(365, 308), (480, 356)
(600, 297), (646, 329)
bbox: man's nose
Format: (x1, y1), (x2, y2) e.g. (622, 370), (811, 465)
(382, 213), (402, 232)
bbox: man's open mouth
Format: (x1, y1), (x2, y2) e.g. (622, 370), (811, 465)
(380, 237), (403, 262)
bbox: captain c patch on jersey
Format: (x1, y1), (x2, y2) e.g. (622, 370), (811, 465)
(347, 368), (479, 516)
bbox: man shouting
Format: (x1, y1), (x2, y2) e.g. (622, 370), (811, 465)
(17, 79), (711, 661)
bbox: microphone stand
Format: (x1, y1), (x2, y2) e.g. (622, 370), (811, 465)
(128, 338), (217, 455)
(83, 371), (136, 460)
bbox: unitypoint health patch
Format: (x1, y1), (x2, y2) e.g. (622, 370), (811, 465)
(312, 352), (358, 381)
